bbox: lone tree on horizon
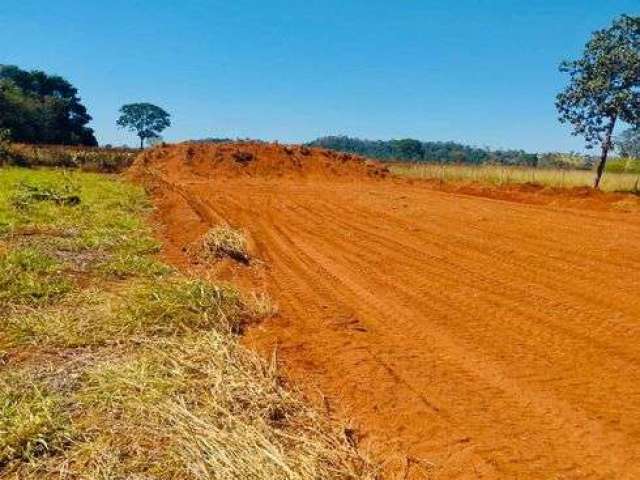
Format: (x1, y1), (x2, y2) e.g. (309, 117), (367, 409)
(556, 14), (640, 189)
(117, 103), (171, 149)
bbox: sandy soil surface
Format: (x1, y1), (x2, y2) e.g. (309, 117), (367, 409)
(133, 144), (640, 479)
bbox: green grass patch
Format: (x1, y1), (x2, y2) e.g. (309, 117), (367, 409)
(0, 166), (375, 479)
(606, 157), (640, 174)
(126, 279), (247, 335)
(0, 247), (72, 306)
(0, 376), (72, 465)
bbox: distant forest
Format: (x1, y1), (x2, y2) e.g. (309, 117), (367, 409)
(307, 136), (542, 166)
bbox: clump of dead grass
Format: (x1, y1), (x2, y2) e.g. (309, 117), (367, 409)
(246, 291), (279, 319)
(200, 224), (249, 263)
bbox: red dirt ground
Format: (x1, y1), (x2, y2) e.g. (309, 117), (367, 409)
(131, 143), (640, 479)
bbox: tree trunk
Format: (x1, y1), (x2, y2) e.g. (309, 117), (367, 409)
(594, 116), (617, 189)
(139, 135), (144, 150)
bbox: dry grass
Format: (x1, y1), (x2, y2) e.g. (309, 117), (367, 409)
(391, 163), (640, 193)
(0, 374), (72, 465)
(0, 144), (137, 173)
(200, 224), (250, 263)
(246, 291), (279, 319)
(0, 167), (377, 480)
(55, 334), (374, 480)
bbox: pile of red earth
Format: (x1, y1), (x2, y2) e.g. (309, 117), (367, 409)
(130, 142), (389, 181)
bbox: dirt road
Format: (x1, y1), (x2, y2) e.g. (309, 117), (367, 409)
(141, 153), (640, 479)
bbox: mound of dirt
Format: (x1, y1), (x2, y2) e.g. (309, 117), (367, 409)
(130, 142), (389, 181)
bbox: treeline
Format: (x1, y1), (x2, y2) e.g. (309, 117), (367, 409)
(0, 65), (97, 146)
(307, 136), (541, 166)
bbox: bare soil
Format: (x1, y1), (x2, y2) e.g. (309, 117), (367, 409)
(132, 143), (640, 479)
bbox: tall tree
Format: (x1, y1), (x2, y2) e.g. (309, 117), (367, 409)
(0, 65), (97, 145)
(556, 15), (640, 188)
(117, 103), (171, 149)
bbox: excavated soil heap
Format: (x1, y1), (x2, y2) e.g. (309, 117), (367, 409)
(130, 142), (389, 181)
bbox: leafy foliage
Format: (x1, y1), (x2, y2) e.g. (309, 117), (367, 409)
(117, 103), (171, 149)
(0, 65), (97, 146)
(307, 136), (538, 165)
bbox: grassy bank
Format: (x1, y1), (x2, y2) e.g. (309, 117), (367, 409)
(391, 163), (640, 192)
(0, 168), (375, 479)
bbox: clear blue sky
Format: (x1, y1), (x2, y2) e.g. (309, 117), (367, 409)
(1, 0), (638, 151)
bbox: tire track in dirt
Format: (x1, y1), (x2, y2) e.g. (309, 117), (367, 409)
(258, 197), (640, 477)
(282, 195), (640, 359)
(276, 189), (640, 344)
(214, 185), (640, 364)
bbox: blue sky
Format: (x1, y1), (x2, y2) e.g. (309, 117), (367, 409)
(1, 1), (638, 151)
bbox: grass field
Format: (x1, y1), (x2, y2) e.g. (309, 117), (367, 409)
(390, 163), (640, 192)
(0, 167), (375, 479)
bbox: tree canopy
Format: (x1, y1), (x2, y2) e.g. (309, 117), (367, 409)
(307, 136), (538, 166)
(0, 65), (97, 146)
(117, 103), (171, 149)
(556, 15), (640, 188)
